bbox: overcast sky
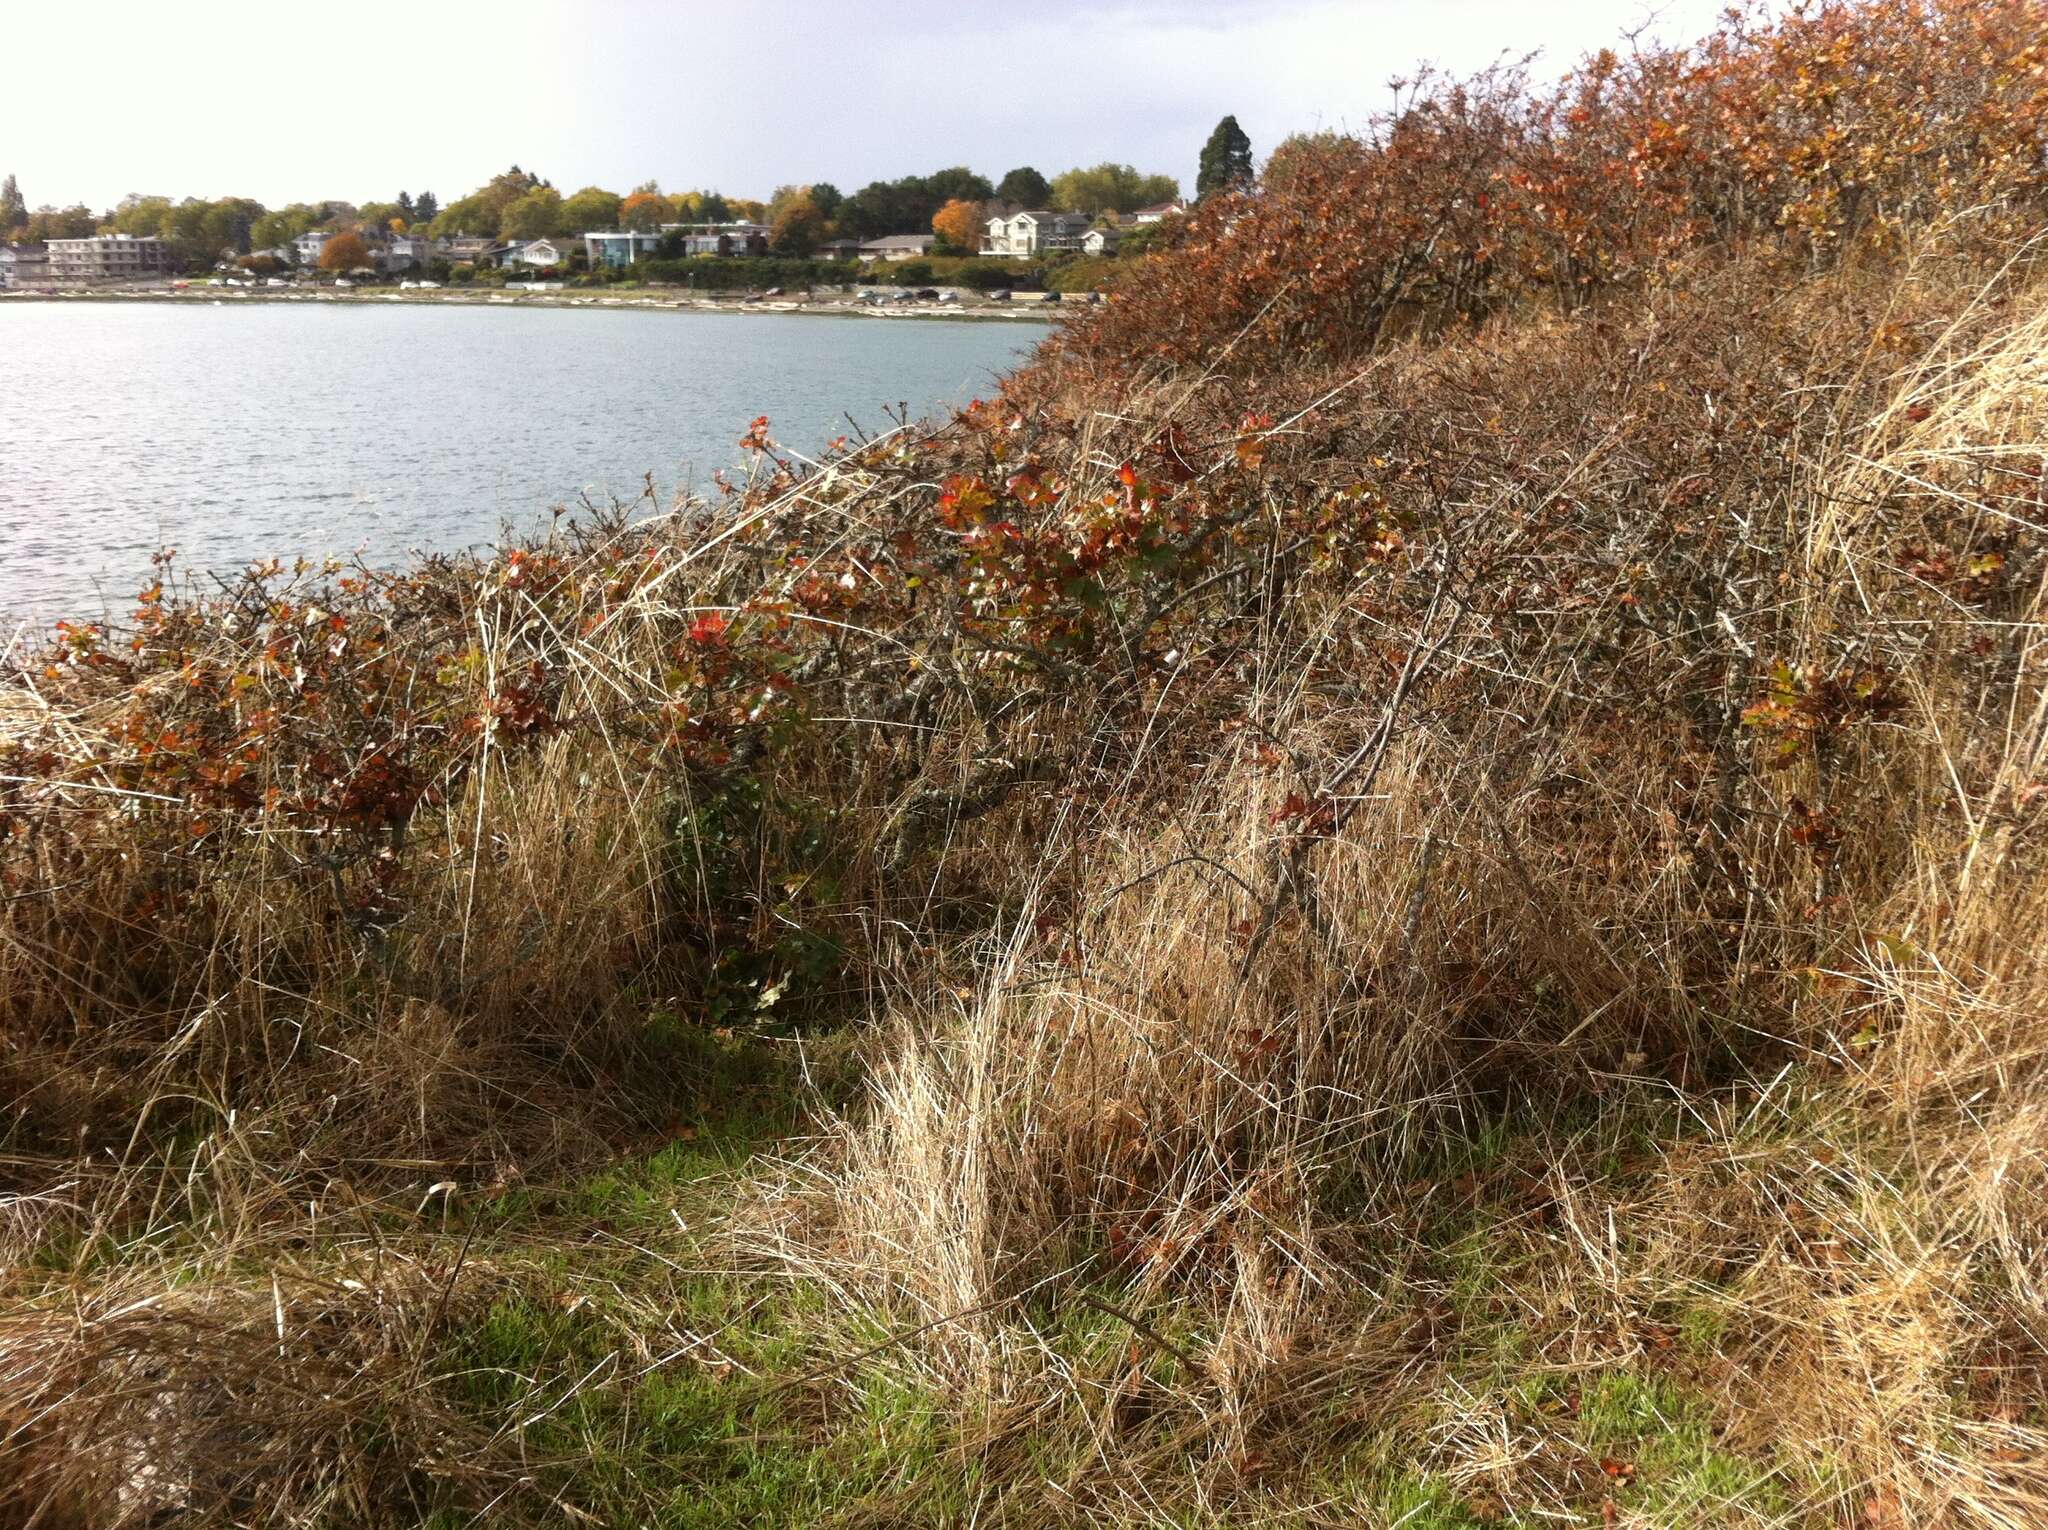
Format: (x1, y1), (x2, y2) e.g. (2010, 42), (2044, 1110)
(10, 0), (1732, 213)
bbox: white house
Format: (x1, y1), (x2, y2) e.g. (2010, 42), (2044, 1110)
(499, 238), (568, 268)
(663, 222), (771, 256)
(981, 210), (1089, 258)
(1080, 227), (1121, 256)
(292, 228), (331, 265)
(1126, 200), (1187, 225)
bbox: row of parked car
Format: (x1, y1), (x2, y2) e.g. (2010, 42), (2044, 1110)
(849, 288), (1102, 306)
(856, 288), (961, 306)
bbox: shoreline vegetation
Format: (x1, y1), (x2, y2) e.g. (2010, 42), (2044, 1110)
(8, 4), (2048, 1527)
(0, 284), (1062, 322)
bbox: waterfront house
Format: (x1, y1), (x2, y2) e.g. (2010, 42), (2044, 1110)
(443, 235), (494, 263)
(1080, 227), (1121, 256)
(583, 229), (664, 269)
(0, 242), (51, 289)
(46, 234), (172, 283)
(292, 229), (330, 265)
(501, 238), (568, 269)
(817, 238), (864, 261)
(859, 233), (938, 261)
(1126, 200), (1186, 224)
(380, 235), (435, 273)
(980, 211), (1089, 258)
(663, 222), (772, 257)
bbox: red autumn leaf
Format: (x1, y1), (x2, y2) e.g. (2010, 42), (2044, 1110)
(1269, 791), (1308, 825)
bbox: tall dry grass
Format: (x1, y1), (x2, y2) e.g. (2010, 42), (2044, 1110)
(744, 249), (2048, 1524)
(4, 198), (2048, 1530)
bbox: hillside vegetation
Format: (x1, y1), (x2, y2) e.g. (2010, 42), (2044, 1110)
(6, 3), (2048, 1525)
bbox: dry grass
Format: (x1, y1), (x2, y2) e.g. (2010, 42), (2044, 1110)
(736, 251), (2048, 1526)
(4, 221), (2048, 1525)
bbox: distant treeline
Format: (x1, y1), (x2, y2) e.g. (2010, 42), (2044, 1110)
(0, 158), (1184, 271)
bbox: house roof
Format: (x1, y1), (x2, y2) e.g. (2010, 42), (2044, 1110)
(859, 234), (936, 250)
(1130, 200), (1185, 216)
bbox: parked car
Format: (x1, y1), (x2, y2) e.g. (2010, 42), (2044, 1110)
(912, 288), (938, 300)
(989, 290), (1012, 302)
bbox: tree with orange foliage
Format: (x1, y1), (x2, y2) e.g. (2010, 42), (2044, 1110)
(932, 197), (981, 254)
(619, 189), (674, 231)
(317, 232), (370, 274)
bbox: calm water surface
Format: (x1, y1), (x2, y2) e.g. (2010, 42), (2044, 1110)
(0, 302), (1035, 620)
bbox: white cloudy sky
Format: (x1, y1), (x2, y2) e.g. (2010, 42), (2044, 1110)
(9, 0), (1732, 212)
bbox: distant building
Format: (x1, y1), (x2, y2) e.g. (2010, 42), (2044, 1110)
(46, 234), (171, 284)
(859, 233), (938, 261)
(663, 222), (771, 257)
(981, 211), (1088, 258)
(380, 236), (435, 272)
(0, 242), (51, 289)
(292, 229), (331, 265)
(1126, 200), (1186, 224)
(1080, 227), (1121, 256)
(817, 238), (865, 261)
(443, 235), (495, 263)
(583, 229), (663, 268)
(492, 238), (569, 269)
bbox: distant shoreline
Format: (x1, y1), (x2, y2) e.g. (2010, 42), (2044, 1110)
(0, 286), (1062, 323)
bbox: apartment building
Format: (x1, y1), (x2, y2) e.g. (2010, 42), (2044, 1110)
(0, 242), (52, 289)
(46, 234), (171, 283)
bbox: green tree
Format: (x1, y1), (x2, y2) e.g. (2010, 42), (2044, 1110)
(560, 185), (622, 232)
(1048, 164), (1181, 217)
(0, 174), (25, 230)
(252, 204), (325, 252)
(837, 171), (991, 239)
(415, 190), (439, 224)
(22, 204), (98, 241)
(429, 168), (540, 238)
(926, 166), (994, 204)
(672, 190), (732, 225)
(808, 182), (843, 222)
(1197, 114), (1254, 197)
(500, 185), (564, 240)
(996, 166), (1051, 207)
(108, 193), (174, 238)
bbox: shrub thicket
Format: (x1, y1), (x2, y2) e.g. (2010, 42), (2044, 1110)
(6, 3), (2048, 1524)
